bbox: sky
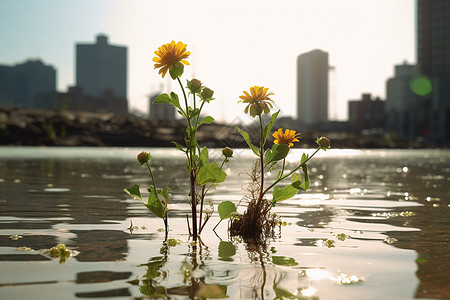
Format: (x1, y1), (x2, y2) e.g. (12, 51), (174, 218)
(0, 0), (416, 123)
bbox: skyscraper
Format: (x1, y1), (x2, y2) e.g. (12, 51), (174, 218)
(76, 34), (127, 100)
(296, 49), (329, 127)
(417, 0), (450, 143)
(0, 59), (56, 108)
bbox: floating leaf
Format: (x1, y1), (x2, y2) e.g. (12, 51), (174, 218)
(197, 163), (227, 185)
(217, 201), (237, 220)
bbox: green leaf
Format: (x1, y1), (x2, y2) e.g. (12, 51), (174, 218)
(143, 193), (165, 218)
(161, 186), (171, 201)
(198, 116), (214, 126)
(263, 110), (280, 142)
(172, 142), (186, 153)
(154, 93), (171, 104)
(272, 184), (299, 203)
(301, 153), (309, 164)
(123, 185), (142, 201)
(235, 126), (259, 156)
(169, 62), (184, 79)
(217, 201), (236, 220)
(170, 92), (182, 111)
(264, 143), (290, 166)
(272, 255), (298, 266)
(218, 241), (236, 261)
(197, 163), (227, 185)
(199, 146), (209, 167)
(291, 164), (310, 191)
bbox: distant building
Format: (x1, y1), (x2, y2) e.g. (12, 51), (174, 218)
(417, 0), (450, 144)
(297, 49), (329, 128)
(348, 93), (385, 134)
(0, 59), (56, 109)
(76, 34), (128, 114)
(149, 92), (175, 121)
(385, 62), (428, 138)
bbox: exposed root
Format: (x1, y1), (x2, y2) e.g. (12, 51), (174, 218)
(229, 160), (279, 245)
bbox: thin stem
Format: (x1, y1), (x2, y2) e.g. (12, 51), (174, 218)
(176, 76), (198, 241)
(145, 162), (158, 197)
(257, 114), (265, 203)
(279, 158), (286, 179)
(262, 147), (321, 196)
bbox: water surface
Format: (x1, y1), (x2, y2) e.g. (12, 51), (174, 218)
(0, 147), (449, 299)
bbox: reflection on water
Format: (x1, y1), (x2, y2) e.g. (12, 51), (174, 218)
(0, 147), (449, 299)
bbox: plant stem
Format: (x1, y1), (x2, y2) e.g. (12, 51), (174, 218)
(262, 147), (321, 197)
(177, 76), (198, 241)
(146, 161), (168, 239)
(257, 114), (265, 204)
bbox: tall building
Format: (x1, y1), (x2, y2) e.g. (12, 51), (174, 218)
(349, 93), (385, 135)
(296, 49), (329, 127)
(417, 0), (450, 144)
(385, 62), (428, 138)
(76, 34), (127, 100)
(0, 59), (56, 109)
(149, 92), (175, 121)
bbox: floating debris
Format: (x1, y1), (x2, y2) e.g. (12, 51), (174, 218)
(384, 237), (398, 244)
(42, 244), (78, 263)
(335, 273), (361, 285)
(372, 211), (416, 218)
(17, 246), (33, 251)
(9, 234), (23, 240)
(317, 239), (335, 248)
(336, 233), (351, 241)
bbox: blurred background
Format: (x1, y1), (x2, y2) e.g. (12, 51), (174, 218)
(0, 0), (448, 148)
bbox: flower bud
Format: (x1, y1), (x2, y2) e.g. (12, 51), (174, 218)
(187, 78), (202, 94)
(137, 151), (150, 164)
(317, 137), (330, 150)
(201, 87), (214, 100)
(222, 147), (234, 158)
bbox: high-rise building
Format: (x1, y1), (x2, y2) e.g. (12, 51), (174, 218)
(149, 92), (175, 121)
(76, 34), (127, 100)
(348, 93), (385, 135)
(385, 62), (428, 138)
(296, 49), (329, 127)
(417, 0), (450, 144)
(0, 59), (56, 108)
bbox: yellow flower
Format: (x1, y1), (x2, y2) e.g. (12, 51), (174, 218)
(272, 128), (300, 148)
(153, 41), (190, 78)
(238, 86), (274, 117)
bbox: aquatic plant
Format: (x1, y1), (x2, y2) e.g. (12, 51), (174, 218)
(226, 86), (330, 242)
(124, 41), (231, 241)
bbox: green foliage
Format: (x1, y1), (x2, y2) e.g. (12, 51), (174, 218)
(264, 143), (290, 166)
(169, 62), (184, 79)
(198, 115), (214, 126)
(217, 201), (237, 220)
(197, 163), (227, 185)
(199, 146), (209, 167)
(291, 164), (310, 191)
(124, 185), (169, 219)
(123, 184), (142, 200)
(272, 184), (299, 203)
(272, 255), (298, 266)
(235, 126), (259, 156)
(218, 241), (236, 261)
(263, 110), (280, 142)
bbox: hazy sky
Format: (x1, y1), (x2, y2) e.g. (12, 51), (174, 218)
(0, 0), (415, 123)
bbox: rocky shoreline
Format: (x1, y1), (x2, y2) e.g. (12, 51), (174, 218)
(0, 106), (437, 149)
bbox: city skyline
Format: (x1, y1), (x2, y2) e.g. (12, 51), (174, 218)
(0, 0), (415, 123)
